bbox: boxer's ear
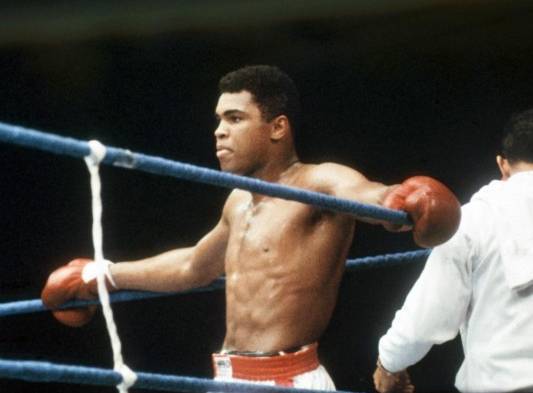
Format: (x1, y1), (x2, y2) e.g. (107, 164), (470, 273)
(270, 115), (289, 141)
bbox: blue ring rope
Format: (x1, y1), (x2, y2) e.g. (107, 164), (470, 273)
(0, 250), (430, 318)
(345, 249), (429, 269)
(0, 121), (421, 392)
(0, 358), (362, 393)
(0, 121), (410, 225)
(0, 251), (425, 393)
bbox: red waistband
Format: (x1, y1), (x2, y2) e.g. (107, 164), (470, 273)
(212, 343), (320, 383)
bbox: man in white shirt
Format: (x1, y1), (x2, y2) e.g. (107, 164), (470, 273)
(373, 108), (533, 393)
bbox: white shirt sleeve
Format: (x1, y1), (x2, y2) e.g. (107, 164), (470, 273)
(378, 208), (475, 372)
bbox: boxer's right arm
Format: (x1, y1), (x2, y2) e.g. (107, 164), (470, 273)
(111, 216), (229, 292)
(42, 221), (227, 326)
(110, 189), (236, 292)
(42, 193), (233, 325)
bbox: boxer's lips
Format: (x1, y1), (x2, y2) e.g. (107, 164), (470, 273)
(216, 146), (233, 158)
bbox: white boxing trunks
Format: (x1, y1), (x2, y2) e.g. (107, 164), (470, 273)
(212, 343), (335, 390)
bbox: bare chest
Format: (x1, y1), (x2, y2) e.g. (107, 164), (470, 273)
(224, 198), (315, 268)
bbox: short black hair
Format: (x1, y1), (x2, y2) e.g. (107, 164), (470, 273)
(218, 65), (301, 135)
(502, 108), (533, 163)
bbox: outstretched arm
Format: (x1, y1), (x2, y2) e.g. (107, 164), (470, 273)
(309, 162), (392, 221)
(111, 217), (229, 292)
(41, 194), (232, 326)
(308, 162), (394, 223)
(310, 163), (461, 247)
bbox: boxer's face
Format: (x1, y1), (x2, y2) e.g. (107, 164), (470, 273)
(214, 91), (272, 175)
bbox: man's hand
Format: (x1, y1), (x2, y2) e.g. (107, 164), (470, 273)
(373, 359), (414, 393)
(41, 258), (116, 327)
(382, 176), (461, 248)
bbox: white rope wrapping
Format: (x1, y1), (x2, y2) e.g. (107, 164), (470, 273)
(84, 140), (137, 393)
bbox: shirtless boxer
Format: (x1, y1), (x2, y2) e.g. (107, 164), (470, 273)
(41, 65), (460, 390)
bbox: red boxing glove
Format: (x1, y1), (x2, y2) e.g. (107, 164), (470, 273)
(41, 258), (116, 327)
(383, 176), (461, 248)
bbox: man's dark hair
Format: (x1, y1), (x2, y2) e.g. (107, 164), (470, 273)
(218, 65), (301, 135)
(502, 108), (533, 163)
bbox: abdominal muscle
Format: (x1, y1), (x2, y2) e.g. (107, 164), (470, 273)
(223, 272), (342, 352)
(221, 197), (355, 353)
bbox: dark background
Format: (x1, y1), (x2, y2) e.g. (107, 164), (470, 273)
(1, 1), (533, 392)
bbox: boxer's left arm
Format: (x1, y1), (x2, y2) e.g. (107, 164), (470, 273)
(308, 162), (392, 223)
(310, 163), (461, 247)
